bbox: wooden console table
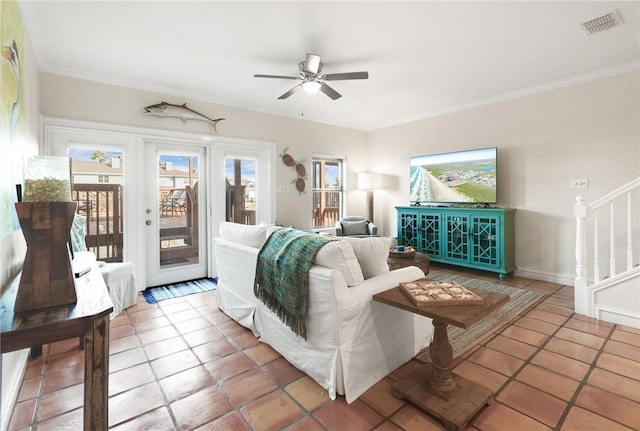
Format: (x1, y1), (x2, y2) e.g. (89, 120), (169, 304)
(0, 263), (113, 430)
(373, 282), (509, 431)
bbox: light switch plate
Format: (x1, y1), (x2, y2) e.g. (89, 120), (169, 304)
(570, 179), (589, 188)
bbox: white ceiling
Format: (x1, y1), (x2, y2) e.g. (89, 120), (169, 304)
(19, 1), (640, 131)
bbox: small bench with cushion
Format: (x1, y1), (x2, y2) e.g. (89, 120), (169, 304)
(70, 214), (137, 319)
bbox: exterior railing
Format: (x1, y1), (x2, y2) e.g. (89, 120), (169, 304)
(72, 183), (123, 262)
(313, 206), (340, 228)
(312, 190), (342, 228)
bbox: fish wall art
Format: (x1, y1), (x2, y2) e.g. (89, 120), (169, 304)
(144, 102), (225, 133)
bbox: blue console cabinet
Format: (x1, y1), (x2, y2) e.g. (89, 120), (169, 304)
(396, 206), (515, 279)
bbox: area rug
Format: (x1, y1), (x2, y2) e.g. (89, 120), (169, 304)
(415, 271), (543, 363)
(143, 278), (217, 304)
(160, 257), (189, 265)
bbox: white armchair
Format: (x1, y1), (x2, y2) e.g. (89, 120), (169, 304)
(335, 216), (378, 237)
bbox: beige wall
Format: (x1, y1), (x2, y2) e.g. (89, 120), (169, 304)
(38, 71), (640, 282)
(39, 73), (369, 229)
(367, 71), (640, 282)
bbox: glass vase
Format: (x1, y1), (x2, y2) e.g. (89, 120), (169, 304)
(22, 155), (72, 202)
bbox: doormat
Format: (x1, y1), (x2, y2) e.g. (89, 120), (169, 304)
(160, 257), (189, 265)
(143, 278), (217, 304)
(415, 271), (544, 363)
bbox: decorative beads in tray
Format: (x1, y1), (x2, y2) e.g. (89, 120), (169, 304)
(399, 279), (484, 306)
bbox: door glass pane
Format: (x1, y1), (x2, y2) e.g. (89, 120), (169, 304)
(158, 154), (199, 268)
(312, 159), (342, 228)
(69, 149), (124, 262)
(225, 158), (256, 225)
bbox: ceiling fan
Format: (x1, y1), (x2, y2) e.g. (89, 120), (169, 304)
(254, 53), (369, 100)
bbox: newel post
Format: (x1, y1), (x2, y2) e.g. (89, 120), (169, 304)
(574, 196), (588, 315)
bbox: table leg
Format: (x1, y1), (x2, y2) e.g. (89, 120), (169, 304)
(83, 314), (110, 430)
(427, 320), (459, 400)
(391, 319), (494, 431)
(30, 346), (42, 358)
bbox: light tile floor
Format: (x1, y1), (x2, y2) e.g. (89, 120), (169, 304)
(8, 264), (640, 430)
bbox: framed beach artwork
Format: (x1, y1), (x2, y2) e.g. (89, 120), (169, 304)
(1, 0), (25, 238)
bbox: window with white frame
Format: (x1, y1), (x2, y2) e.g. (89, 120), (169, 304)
(312, 155), (344, 229)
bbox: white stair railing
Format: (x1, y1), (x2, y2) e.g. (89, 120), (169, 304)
(574, 177), (640, 315)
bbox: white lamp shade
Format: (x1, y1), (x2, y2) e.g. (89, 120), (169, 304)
(302, 80), (321, 94)
(357, 172), (383, 190)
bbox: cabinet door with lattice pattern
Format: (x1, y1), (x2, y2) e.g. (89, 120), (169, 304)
(419, 212), (441, 258)
(445, 213), (470, 263)
(470, 215), (500, 267)
(398, 211), (419, 249)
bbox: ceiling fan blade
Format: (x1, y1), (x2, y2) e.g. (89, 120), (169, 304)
(278, 84), (302, 100)
(254, 74), (299, 80)
(320, 82), (342, 100)
(305, 53), (321, 74)
(323, 71), (369, 81)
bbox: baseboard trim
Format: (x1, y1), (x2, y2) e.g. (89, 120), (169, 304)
(1, 349), (29, 431)
(595, 305), (640, 329)
(514, 268), (575, 286)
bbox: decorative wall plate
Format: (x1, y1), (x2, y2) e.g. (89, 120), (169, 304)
(280, 146), (307, 194)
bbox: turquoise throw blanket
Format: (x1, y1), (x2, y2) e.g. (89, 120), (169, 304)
(254, 228), (333, 339)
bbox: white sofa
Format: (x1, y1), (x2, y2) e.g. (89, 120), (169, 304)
(213, 222), (432, 403)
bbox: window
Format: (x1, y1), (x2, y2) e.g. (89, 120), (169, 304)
(312, 155), (344, 228)
(211, 142), (275, 234)
(69, 148), (124, 262)
(225, 157), (257, 225)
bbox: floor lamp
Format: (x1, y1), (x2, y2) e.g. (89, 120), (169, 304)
(357, 172), (383, 223)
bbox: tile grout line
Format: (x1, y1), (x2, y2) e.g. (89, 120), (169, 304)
(505, 291), (598, 431)
(159, 292), (328, 431)
(15, 280), (637, 431)
(489, 296), (634, 431)
(30, 342), (87, 430)
(467, 288), (576, 430)
(556, 322), (627, 431)
(164, 293), (261, 431)
(552, 319), (619, 430)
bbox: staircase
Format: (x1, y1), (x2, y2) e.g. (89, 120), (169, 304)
(574, 177), (640, 328)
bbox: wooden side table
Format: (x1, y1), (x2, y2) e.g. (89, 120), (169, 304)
(388, 251), (430, 274)
(373, 282), (509, 431)
(1, 263), (113, 430)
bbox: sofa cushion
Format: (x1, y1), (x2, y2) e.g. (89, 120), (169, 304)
(265, 224), (282, 239)
(314, 240), (365, 287)
(70, 213), (87, 252)
(340, 219), (369, 236)
(340, 237), (390, 279)
(219, 222), (274, 248)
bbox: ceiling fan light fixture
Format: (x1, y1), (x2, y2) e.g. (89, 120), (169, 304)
(256, 53), (368, 100)
(302, 80), (321, 94)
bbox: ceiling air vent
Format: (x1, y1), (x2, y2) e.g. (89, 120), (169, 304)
(580, 10), (623, 35)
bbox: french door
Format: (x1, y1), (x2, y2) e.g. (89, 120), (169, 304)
(144, 142), (207, 287)
(44, 117), (276, 287)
